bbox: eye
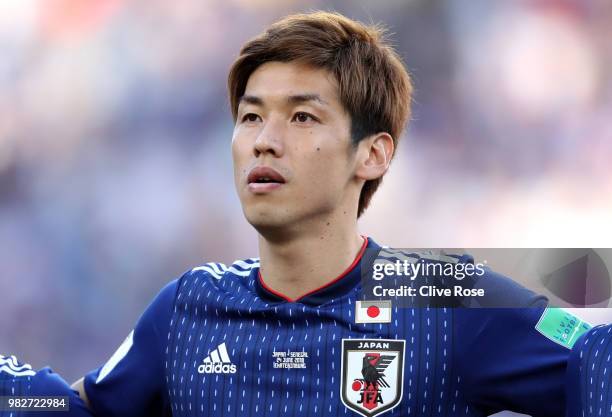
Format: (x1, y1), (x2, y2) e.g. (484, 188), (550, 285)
(241, 113), (261, 123)
(292, 112), (317, 123)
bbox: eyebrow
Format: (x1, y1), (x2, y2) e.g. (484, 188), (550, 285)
(288, 93), (328, 106)
(239, 95), (263, 106)
(238, 93), (329, 107)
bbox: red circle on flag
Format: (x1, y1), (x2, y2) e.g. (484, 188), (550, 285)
(366, 305), (380, 318)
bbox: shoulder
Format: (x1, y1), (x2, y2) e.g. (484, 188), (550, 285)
(0, 354), (36, 380)
(172, 257), (260, 302)
(452, 307), (591, 360)
(374, 247), (547, 307)
(188, 258), (260, 280)
(467, 267), (548, 307)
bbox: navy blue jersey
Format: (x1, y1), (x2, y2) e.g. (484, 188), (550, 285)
(80, 237), (577, 417)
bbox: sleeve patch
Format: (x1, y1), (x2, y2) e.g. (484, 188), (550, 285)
(535, 308), (592, 349)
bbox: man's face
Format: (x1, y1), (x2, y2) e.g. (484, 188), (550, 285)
(232, 61), (358, 232)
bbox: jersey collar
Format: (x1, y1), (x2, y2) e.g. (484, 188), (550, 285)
(254, 236), (381, 306)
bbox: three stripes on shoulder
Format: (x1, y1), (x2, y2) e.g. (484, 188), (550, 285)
(191, 259), (260, 280)
(0, 354), (36, 378)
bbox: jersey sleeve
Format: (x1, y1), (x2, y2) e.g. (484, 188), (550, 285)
(454, 307), (575, 417)
(83, 278), (181, 417)
(0, 356), (92, 417)
(565, 324), (612, 417)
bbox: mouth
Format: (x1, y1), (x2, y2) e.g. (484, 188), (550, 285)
(246, 166), (286, 193)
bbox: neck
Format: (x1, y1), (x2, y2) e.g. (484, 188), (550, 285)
(257, 216), (365, 302)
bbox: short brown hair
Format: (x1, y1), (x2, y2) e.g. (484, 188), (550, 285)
(228, 11), (413, 217)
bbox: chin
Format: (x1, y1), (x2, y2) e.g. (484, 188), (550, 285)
(243, 207), (290, 230)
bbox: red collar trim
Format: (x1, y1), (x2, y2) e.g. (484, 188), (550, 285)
(257, 236), (368, 303)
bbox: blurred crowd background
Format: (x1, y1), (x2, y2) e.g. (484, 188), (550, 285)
(1, 0), (611, 398)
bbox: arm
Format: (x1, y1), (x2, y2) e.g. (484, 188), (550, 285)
(455, 307), (587, 417)
(74, 278), (181, 417)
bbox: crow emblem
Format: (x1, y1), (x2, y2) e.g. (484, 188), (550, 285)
(360, 353), (394, 389)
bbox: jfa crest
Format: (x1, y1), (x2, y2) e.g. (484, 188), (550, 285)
(340, 339), (405, 417)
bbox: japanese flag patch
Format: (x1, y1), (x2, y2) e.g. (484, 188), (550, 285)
(355, 300), (392, 324)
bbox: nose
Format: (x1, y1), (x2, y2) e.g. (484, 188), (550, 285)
(253, 119), (284, 158)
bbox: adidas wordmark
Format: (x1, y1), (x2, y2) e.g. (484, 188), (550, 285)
(197, 342), (237, 374)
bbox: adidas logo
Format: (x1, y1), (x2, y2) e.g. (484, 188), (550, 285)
(197, 342), (237, 374)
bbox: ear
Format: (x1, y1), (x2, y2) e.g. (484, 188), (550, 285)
(354, 132), (395, 181)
